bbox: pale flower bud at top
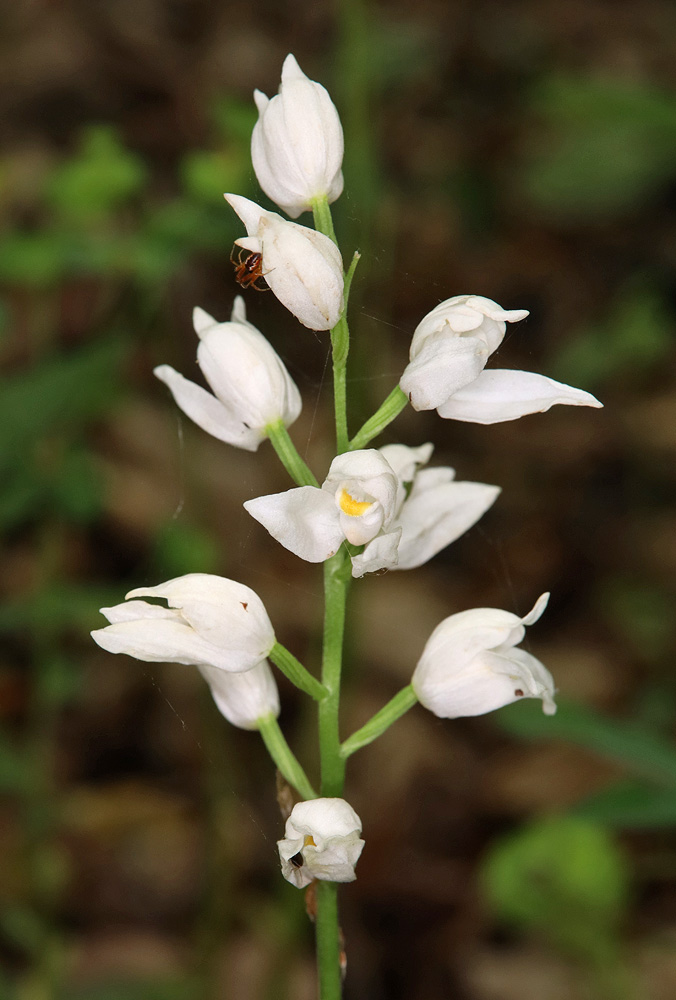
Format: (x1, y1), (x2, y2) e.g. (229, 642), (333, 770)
(400, 294), (602, 423)
(225, 193), (344, 331)
(412, 593), (557, 718)
(154, 297), (302, 452)
(91, 573), (276, 674)
(278, 798), (365, 889)
(251, 54), (344, 219)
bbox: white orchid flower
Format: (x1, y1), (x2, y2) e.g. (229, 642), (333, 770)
(251, 54), (344, 219)
(91, 573), (275, 673)
(412, 593), (556, 718)
(154, 298), (301, 451)
(400, 294), (602, 423)
(199, 661), (280, 731)
(224, 193), (344, 331)
(278, 798), (364, 889)
(244, 444), (500, 578)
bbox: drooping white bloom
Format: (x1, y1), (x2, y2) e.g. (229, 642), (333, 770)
(154, 298), (301, 451)
(400, 295), (602, 423)
(199, 662), (280, 730)
(225, 194), (344, 331)
(278, 798), (364, 889)
(251, 54), (344, 219)
(91, 574), (275, 673)
(412, 593), (557, 718)
(244, 444), (499, 578)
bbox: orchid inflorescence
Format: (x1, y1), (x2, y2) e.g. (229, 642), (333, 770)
(91, 54), (602, 998)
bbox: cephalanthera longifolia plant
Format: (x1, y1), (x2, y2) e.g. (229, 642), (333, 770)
(91, 54), (602, 998)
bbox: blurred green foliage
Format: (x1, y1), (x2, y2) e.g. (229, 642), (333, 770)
(481, 815), (628, 961)
(519, 74), (676, 219)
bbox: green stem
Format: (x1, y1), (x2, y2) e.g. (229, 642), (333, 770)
(269, 641), (327, 702)
(349, 386), (408, 450)
(266, 420), (318, 487)
(315, 881), (342, 1000)
(340, 685), (418, 758)
(312, 195), (338, 246)
(318, 550), (351, 797)
(257, 714), (317, 800)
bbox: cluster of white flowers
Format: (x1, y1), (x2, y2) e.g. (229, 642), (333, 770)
(92, 54), (602, 893)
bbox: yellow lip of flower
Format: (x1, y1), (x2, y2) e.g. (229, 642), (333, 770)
(338, 488), (373, 517)
(304, 834), (316, 848)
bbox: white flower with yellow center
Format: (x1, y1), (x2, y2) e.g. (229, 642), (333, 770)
(278, 798), (364, 889)
(244, 445), (500, 578)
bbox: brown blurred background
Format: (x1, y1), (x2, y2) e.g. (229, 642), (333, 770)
(2, 1), (676, 998)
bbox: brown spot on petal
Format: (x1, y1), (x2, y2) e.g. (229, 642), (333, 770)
(240, 602), (248, 611)
(514, 688), (524, 697)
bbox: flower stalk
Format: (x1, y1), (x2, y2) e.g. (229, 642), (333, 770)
(257, 714), (317, 800)
(269, 641), (326, 701)
(340, 685), (419, 758)
(266, 419), (319, 487)
(349, 385), (409, 450)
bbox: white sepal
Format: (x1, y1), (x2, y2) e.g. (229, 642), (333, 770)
(154, 297), (301, 451)
(278, 798), (365, 889)
(412, 593), (556, 718)
(251, 54), (344, 218)
(91, 573), (275, 673)
(225, 194), (344, 331)
(199, 661), (280, 730)
(436, 369), (603, 423)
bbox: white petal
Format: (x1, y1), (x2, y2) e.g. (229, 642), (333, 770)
(258, 215), (344, 330)
(99, 599), (178, 624)
(196, 324), (301, 430)
(192, 306), (218, 334)
(400, 333), (488, 411)
(436, 369), (603, 423)
(91, 618), (248, 671)
(324, 449), (399, 520)
(244, 487), (344, 562)
(154, 365), (263, 451)
(350, 528), (402, 578)
(521, 592), (550, 626)
(283, 797), (362, 845)
(378, 442), (434, 485)
(126, 574), (275, 671)
(224, 193), (267, 235)
(395, 480), (501, 570)
(199, 661), (280, 730)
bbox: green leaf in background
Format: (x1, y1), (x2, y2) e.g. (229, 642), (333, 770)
(518, 75), (676, 219)
(596, 575), (675, 663)
(550, 283), (673, 390)
(0, 335), (128, 473)
(68, 978), (198, 1000)
(499, 699), (676, 789)
(0, 232), (69, 287)
(47, 126), (148, 223)
(481, 816), (628, 960)
(181, 149), (250, 205)
(0, 585), (124, 636)
(209, 96), (258, 144)
(0, 731), (31, 793)
(575, 780), (676, 829)
(152, 519), (220, 578)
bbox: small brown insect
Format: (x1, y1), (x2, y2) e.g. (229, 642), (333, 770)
(289, 851), (304, 869)
(230, 245), (269, 291)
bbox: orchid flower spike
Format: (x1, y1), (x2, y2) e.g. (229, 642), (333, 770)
(251, 54), (344, 218)
(91, 574), (275, 673)
(154, 298), (301, 451)
(244, 444), (499, 578)
(412, 593), (556, 718)
(278, 798), (365, 889)
(224, 194), (344, 331)
(400, 295), (602, 423)
(199, 662), (280, 731)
